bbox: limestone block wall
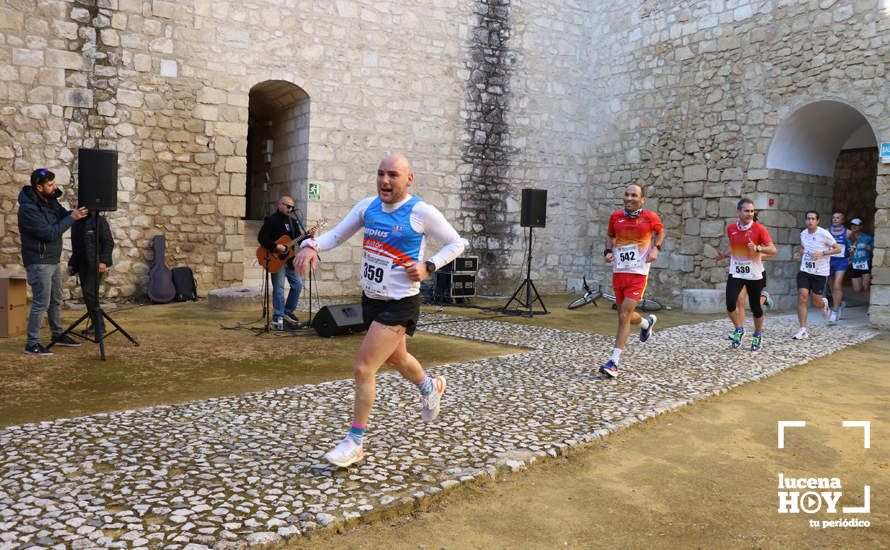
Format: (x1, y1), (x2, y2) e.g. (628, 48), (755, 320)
(2, 0), (888, 329)
(0, 0), (480, 300)
(581, 0), (890, 325)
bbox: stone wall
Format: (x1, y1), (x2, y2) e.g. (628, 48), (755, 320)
(581, 0), (889, 326)
(1, 0), (888, 328)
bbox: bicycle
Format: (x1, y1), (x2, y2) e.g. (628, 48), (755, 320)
(567, 276), (666, 311)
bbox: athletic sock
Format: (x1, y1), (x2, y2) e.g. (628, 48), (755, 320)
(347, 422), (366, 446)
(416, 375), (434, 396)
(639, 317), (650, 330)
(610, 347), (622, 363)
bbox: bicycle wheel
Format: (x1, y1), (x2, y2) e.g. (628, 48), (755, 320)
(568, 290), (600, 309)
(638, 298), (663, 312)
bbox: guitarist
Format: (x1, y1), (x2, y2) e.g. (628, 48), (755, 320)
(257, 196), (305, 330)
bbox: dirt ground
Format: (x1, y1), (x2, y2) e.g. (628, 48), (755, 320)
(291, 335), (890, 549)
(0, 301), (514, 426)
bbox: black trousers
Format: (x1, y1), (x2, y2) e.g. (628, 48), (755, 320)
(77, 263), (104, 331)
(726, 275), (765, 318)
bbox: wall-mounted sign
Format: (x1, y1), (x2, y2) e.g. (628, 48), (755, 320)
(308, 182), (321, 200)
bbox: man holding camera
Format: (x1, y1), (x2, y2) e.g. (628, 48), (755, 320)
(17, 168), (88, 355)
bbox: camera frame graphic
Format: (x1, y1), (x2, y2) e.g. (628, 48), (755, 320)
(776, 420), (871, 515)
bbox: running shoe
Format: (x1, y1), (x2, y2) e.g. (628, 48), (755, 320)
(730, 328), (745, 349)
(751, 333), (762, 352)
(420, 375), (447, 423)
(821, 300), (830, 320)
(324, 437), (365, 468)
(828, 310), (838, 326)
(791, 327), (809, 340)
(600, 359), (619, 378)
(762, 291), (774, 310)
(838, 301), (846, 321)
(639, 314), (657, 343)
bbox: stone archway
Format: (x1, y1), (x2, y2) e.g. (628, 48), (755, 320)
(765, 99), (879, 314)
(245, 81), (310, 221)
(241, 81), (310, 289)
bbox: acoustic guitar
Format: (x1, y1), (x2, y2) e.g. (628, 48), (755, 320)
(256, 219), (327, 273)
(148, 234), (176, 303)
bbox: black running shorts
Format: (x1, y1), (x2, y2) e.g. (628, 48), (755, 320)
(362, 293), (421, 336)
(796, 271), (827, 294)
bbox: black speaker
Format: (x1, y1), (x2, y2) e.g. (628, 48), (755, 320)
(312, 303), (365, 338)
(78, 148), (118, 211)
(520, 188), (546, 228)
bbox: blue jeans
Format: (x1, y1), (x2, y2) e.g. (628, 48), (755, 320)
(272, 264), (303, 319)
(26, 263), (63, 346)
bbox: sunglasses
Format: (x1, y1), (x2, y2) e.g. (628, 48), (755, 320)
(285, 205), (295, 211)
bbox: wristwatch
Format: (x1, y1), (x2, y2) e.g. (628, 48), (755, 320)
(603, 248), (613, 257)
(424, 260), (436, 273)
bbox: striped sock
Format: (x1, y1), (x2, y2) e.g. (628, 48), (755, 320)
(347, 422), (366, 446)
(416, 375), (434, 396)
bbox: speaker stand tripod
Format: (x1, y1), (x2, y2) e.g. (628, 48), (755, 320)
(503, 227), (548, 316)
(50, 211), (138, 360)
(253, 252), (275, 335)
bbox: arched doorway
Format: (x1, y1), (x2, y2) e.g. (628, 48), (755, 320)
(245, 81), (310, 220)
(766, 99), (878, 312)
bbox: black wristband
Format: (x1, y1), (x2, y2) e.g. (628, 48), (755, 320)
(655, 244), (662, 251)
(603, 248), (612, 257)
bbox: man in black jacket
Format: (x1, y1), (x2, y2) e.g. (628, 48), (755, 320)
(68, 210), (114, 337)
(257, 196), (305, 329)
(17, 168), (88, 355)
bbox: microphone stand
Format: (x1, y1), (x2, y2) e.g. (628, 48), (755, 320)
(289, 211), (314, 328)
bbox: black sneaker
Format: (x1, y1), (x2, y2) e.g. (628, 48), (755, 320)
(51, 334), (81, 347)
(283, 313), (300, 326)
(24, 343), (53, 356)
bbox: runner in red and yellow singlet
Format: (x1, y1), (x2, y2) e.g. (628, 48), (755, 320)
(600, 184), (665, 379)
(715, 198), (776, 351)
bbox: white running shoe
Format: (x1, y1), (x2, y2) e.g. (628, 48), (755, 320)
(324, 437), (364, 468)
(828, 310), (838, 325)
(420, 375), (447, 423)
(792, 327), (809, 340)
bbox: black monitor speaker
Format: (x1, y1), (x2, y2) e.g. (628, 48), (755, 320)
(312, 303), (365, 337)
(78, 148), (118, 211)
(520, 188), (546, 228)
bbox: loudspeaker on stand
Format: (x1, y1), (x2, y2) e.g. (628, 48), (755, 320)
(78, 148), (118, 211)
(520, 188), (547, 228)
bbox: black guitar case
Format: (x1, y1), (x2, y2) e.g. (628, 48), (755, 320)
(148, 235), (176, 304)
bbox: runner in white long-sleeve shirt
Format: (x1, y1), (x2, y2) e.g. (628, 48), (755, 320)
(295, 154), (464, 467)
